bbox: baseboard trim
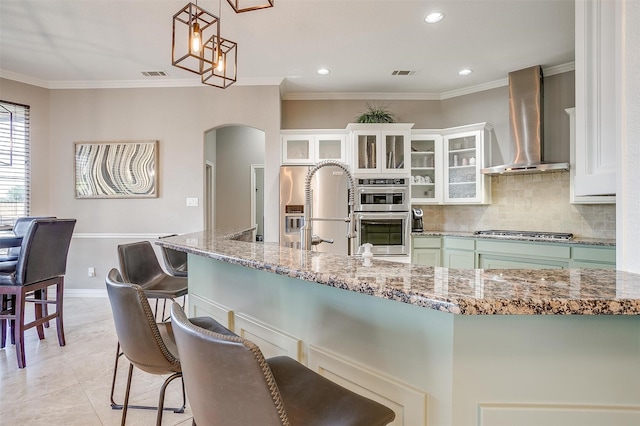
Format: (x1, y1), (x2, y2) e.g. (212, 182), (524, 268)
(65, 288), (107, 298)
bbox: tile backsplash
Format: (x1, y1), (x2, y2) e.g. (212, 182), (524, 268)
(415, 171), (616, 240)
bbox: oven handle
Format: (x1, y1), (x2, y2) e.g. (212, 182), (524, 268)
(354, 212), (410, 220)
(355, 186), (409, 194)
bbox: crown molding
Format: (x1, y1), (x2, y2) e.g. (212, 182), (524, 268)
(2, 62), (574, 98)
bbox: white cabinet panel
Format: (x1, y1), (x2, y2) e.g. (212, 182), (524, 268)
(567, 108), (615, 203)
(189, 294), (234, 330)
(478, 403), (640, 426)
(235, 313), (302, 361)
(308, 345), (428, 426)
(574, 0), (617, 196)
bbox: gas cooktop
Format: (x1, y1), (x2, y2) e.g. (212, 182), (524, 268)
(474, 230), (574, 241)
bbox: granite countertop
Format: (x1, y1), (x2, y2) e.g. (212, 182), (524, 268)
(412, 231), (616, 247)
(157, 229), (638, 316)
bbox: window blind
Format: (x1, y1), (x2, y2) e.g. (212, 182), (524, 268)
(0, 101), (30, 226)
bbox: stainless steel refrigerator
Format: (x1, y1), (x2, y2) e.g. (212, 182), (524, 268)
(280, 165), (350, 255)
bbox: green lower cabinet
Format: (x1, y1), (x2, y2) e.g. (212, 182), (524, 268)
(411, 235), (615, 270)
(442, 237), (476, 269)
(443, 250), (475, 269)
(412, 236), (441, 267)
(570, 246), (616, 269)
(476, 239), (570, 270)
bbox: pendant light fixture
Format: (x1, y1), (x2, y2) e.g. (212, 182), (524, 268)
(226, 0), (274, 13)
(201, 0), (237, 88)
(172, 2), (220, 75)
(201, 36), (237, 88)
(172, 0), (273, 88)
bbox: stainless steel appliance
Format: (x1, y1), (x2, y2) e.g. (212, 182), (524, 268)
(412, 208), (424, 232)
(354, 177), (411, 256)
(481, 66), (569, 175)
(280, 165), (351, 255)
(474, 230), (574, 241)
(355, 177), (408, 211)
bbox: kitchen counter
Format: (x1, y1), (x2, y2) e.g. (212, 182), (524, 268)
(157, 229), (637, 315)
(412, 230), (616, 247)
(157, 229), (640, 426)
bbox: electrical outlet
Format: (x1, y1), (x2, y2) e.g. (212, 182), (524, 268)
(186, 197), (199, 207)
(88, 267), (96, 277)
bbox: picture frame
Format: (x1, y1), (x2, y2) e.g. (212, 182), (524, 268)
(74, 140), (159, 199)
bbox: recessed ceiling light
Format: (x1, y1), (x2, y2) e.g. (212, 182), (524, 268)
(425, 12), (444, 24)
(316, 68), (330, 75)
(458, 69), (473, 76)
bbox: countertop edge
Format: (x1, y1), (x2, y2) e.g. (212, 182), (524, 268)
(157, 231), (638, 316)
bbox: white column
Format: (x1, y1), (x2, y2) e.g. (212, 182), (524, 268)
(616, 0), (640, 272)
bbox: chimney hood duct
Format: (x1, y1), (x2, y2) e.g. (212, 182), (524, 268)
(481, 66), (569, 175)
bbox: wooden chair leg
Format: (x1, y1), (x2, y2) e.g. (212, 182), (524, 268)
(43, 286), (50, 328)
(14, 290), (26, 369)
(34, 289), (45, 340)
(1, 295), (7, 349)
(55, 278), (65, 346)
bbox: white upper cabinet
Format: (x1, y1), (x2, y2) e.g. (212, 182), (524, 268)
(410, 131), (443, 204)
(574, 0), (617, 196)
(410, 124), (491, 205)
(281, 131), (347, 165)
(348, 123), (413, 175)
(442, 123), (492, 204)
(566, 108), (615, 204)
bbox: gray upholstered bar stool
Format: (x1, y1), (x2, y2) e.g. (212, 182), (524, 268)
(106, 269), (223, 425)
(157, 235), (187, 277)
(111, 241), (189, 409)
(171, 303), (396, 426)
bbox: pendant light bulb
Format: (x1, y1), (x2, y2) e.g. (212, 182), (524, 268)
(191, 22), (202, 54)
(215, 39), (224, 72)
(217, 52), (224, 72)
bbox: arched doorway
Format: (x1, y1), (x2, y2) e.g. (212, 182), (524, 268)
(204, 125), (265, 238)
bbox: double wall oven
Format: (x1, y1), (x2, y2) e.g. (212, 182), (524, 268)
(353, 177), (411, 256)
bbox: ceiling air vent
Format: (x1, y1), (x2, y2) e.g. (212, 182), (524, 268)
(391, 70), (417, 76)
(141, 71), (168, 77)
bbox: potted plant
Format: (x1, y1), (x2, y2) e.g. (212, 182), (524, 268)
(355, 103), (396, 123)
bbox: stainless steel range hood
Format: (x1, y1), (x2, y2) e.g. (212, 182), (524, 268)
(481, 66), (569, 175)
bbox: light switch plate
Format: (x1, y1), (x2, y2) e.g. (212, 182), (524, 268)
(186, 197), (199, 207)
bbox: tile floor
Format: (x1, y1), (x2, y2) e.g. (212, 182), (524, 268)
(0, 297), (194, 425)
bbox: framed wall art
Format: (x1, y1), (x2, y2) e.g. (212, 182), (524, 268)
(74, 140), (158, 198)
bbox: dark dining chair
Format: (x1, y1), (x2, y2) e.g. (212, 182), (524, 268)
(0, 216), (56, 268)
(170, 303), (397, 426)
(0, 216), (56, 340)
(0, 218), (76, 368)
(106, 268), (222, 425)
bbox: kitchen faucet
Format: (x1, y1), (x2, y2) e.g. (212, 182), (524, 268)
(300, 160), (356, 252)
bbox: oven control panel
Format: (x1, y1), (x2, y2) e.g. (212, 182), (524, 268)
(357, 177), (407, 186)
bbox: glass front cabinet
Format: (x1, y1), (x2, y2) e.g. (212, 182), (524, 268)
(442, 123), (492, 204)
(347, 123), (413, 175)
(410, 132), (443, 203)
(281, 131), (348, 165)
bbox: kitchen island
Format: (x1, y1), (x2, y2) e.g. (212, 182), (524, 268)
(157, 230), (640, 426)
